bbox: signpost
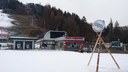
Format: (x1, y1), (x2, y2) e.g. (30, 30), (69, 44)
(88, 20), (120, 72)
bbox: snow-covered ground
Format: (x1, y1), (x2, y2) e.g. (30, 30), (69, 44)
(0, 10), (14, 27)
(0, 50), (128, 72)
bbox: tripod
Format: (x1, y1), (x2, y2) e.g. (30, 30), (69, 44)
(87, 32), (120, 72)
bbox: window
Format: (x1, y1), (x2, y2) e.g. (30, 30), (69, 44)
(0, 39), (7, 43)
(50, 32), (66, 38)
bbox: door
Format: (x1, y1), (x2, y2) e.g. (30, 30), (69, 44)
(25, 41), (32, 49)
(15, 41), (23, 49)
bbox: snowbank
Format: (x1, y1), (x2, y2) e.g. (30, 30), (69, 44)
(0, 50), (128, 72)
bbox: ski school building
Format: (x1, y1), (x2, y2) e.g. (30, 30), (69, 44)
(36, 30), (85, 51)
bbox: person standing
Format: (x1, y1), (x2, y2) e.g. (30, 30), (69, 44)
(79, 44), (84, 53)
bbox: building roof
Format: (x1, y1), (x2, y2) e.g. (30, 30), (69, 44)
(9, 36), (38, 40)
(0, 26), (5, 29)
(55, 36), (85, 41)
(0, 34), (9, 37)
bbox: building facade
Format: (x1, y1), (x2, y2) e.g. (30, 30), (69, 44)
(36, 30), (85, 51)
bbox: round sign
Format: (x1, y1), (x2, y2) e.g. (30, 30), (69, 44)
(92, 20), (105, 32)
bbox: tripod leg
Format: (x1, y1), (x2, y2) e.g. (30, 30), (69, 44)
(96, 38), (101, 72)
(88, 32), (102, 66)
(101, 38), (120, 69)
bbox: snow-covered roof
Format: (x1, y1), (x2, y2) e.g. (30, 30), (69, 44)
(36, 38), (44, 43)
(9, 36), (38, 40)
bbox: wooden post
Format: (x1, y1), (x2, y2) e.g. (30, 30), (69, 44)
(101, 38), (120, 69)
(88, 32), (102, 66)
(88, 32), (120, 72)
(96, 38), (101, 72)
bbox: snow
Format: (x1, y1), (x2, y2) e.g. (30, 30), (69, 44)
(0, 9), (14, 38)
(0, 50), (128, 72)
(0, 10), (14, 27)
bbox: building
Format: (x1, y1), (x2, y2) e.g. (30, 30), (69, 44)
(36, 30), (67, 49)
(8, 36), (38, 50)
(36, 30), (85, 51)
(55, 36), (85, 51)
(0, 26), (9, 49)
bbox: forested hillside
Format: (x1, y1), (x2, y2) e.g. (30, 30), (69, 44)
(0, 0), (95, 42)
(0, 0), (128, 43)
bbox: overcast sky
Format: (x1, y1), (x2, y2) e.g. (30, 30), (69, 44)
(19, 0), (128, 26)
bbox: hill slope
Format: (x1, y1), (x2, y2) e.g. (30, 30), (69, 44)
(0, 0), (95, 41)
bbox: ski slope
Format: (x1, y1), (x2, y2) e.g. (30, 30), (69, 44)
(0, 50), (128, 72)
(0, 10), (14, 27)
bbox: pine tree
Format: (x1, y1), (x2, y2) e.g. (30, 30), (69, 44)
(114, 20), (119, 27)
(113, 20), (120, 41)
(108, 19), (113, 42)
